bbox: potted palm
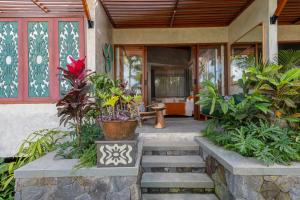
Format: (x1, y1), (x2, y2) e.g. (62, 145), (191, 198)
(90, 74), (141, 167)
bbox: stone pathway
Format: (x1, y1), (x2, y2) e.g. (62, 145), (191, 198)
(140, 138), (218, 200)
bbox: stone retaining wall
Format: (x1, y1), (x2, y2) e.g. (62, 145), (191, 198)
(204, 155), (300, 200)
(14, 140), (143, 200)
(15, 176), (140, 200)
(197, 138), (300, 200)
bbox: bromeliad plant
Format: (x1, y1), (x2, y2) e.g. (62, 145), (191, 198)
(98, 81), (142, 121)
(56, 57), (93, 147)
(89, 73), (142, 122)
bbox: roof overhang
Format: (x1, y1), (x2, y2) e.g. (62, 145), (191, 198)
(100, 0), (300, 29)
(0, 0), (85, 18)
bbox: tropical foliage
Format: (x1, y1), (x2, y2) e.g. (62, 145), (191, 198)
(56, 121), (102, 159)
(56, 57), (93, 147)
(198, 50), (300, 165)
(0, 129), (65, 200)
(89, 73), (142, 122)
(204, 120), (300, 165)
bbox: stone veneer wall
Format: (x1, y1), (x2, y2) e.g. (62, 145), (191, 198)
(15, 176), (140, 200)
(200, 149), (300, 200)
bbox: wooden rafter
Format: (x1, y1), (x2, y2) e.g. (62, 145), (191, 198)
(271, 0), (288, 24)
(99, 0), (116, 28)
(0, 0), (85, 17)
(293, 18), (300, 25)
(100, 0), (256, 28)
(31, 0), (49, 13)
(81, 0), (93, 28)
(170, 0), (179, 27)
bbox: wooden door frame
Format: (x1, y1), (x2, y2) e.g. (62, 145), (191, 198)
(195, 44), (228, 120)
(113, 43), (228, 119)
(114, 45), (147, 104)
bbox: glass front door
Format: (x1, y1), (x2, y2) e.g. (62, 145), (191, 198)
(195, 45), (225, 119)
(115, 46), (146, 102)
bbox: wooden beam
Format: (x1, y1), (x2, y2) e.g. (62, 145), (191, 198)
(31, 0), (49, 13)
(81, 0), (93, 28)
(170, 0), (179, 27)
(274, 0), (288, 17)
(99, 0), (116, 28)
(293, 18), (300, 25)
(270, 0), (288, 24)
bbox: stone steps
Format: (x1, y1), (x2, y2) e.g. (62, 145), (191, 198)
(141, 172), (214, 189)
(142, 155), (205, 168)
(143, 140), (199, 152)
(141, 138), (216, 198)
(142, 193), (219, 200)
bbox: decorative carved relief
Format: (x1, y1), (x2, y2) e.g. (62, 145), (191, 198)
(96, 141), (137, 167)
(58, 21), (80, 95)
(0, 22), (18, 98)
(28, 22), (49, 97)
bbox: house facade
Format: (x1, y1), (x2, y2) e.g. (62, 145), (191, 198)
(0, 0), (300, 157)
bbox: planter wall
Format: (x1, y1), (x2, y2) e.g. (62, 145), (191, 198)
(205, 155), (300, 200)
(196, 137), (300, 200)
(14, 140), (143, 200)
(15, 176), (140, 200)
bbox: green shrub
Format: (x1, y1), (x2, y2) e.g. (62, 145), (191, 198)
(56, 121), (102, 160)
(199, 51), (300, 165)
(205, 120), (300, 165)
(197, 80), (271, 129)
(0, 129), (65, 199)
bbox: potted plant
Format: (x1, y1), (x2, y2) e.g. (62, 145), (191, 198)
(99, 83), (141, 140)
(89, 74), (142, 167)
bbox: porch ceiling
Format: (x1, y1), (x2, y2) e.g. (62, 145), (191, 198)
(101, 0), (255, 28)
(101, 0), (300, 28)
(279, 0), (300, 25)
(0, 0), (85, 17)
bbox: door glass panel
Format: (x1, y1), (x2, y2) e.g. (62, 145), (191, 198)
(116, 47), (143, 95)
(0, 22), (18, 98)
(28, 22), (49, 97)
(198, 47), (224, 94)
(231, 45), (255, 83)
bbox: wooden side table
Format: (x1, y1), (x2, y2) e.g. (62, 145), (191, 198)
(151, 106), (166, 129)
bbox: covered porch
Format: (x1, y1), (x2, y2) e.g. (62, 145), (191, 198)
(1, 0), (300, 157)
(1, 1), (300, 200)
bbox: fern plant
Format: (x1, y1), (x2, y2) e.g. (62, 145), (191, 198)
(0, 129), (65, 199)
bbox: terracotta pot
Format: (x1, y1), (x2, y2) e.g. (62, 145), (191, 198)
(100, 120), (138, 140)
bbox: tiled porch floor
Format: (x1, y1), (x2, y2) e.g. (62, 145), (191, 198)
(137, 117), (206, 134)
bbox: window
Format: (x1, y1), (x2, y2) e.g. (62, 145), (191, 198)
(115, 46), (145, 96)
(0, 18), (84, 103)
(198, 45), (225, 95)
(153, 68), (186, 98)
(230, 44), (257, 84)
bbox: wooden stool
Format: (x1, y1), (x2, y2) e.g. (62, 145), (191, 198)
(151, 106), (166, 129)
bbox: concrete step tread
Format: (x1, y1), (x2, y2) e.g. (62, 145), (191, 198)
(142, 155), (205, 168)
(143, 140), (199, 151)
(141, 173), (214, 188)
(143, 194), (218, 200)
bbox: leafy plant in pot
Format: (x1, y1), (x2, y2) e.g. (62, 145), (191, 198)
(95, 80), (142, 140)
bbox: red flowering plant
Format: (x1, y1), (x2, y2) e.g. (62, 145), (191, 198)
(56, 57), (93, 147)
